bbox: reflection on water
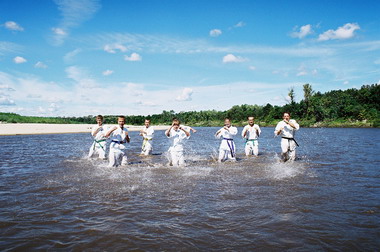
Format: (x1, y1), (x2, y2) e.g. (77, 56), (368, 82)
(0, 127), (379, 250)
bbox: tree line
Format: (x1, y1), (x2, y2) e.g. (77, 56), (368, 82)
(1, 83), (379, 127)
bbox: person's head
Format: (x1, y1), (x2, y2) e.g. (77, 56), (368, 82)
(172, 118), (180, 130)
(248, 116), (254, 126)
(118, 116), (126, 128)
(144, 119), (151, 128)
(96, 115), (104, 125)
(283, 112), (291, 121)
(224, 118), (231, 127)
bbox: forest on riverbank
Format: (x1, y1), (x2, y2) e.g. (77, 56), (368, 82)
(1, 84), (379, 127)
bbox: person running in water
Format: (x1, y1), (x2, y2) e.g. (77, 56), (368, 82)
(106, 116), (130, 167)
(215, 118), (238, 162)
(88, 115), (108, 160)
(242, 116), (261, 157)
(165, 119), (190, 167)
(274, 112), (300, 162)
(139, 119), (154, 156)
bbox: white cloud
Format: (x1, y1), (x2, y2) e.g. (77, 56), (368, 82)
(52, 27), (67, 35)
(4, 21), (24, 31)
(0, 96), (15, 106)
(0, 84), (16, 91)
(0, 41), (22, 55)
(66, 66), (99, 88)
(124, 52), (142, 61)
(136, 100), (157, 106)
(234, 21), (246, 28)
(318, 23), (360, 41)
(222, 54), (247, 63)
(374, 59), (380, 65)
(77, 32), (338, 57)
(249, 66), (256, 71)
(13, 56), (27, 64)
(35, 61), (48, 69)
(104, 43), (127, 53)
(48, 103), (59, 112)
(102, 69), (114, 76)
(52, 0), (101, 45)
(63, 48), (82, 63)
(176, 88), (193, 101)
(296, 71), (308, 76)
(343, 80), (349, 85)
(210, 29), (222, 37)
(291, 24), (312, 39)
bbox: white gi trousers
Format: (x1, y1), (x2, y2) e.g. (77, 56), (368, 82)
(108, 142), (128, 167)
(280, 138), (297, 161)
(245, 139), (259, 156)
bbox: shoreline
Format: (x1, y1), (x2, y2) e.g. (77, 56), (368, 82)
(0, 121), (377, 136)
(0, 123), (170, 136)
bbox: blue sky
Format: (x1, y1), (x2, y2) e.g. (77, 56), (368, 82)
(1, 0), (379, 117)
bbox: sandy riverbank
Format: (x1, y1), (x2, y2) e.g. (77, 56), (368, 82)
(0, 123), (170, 136)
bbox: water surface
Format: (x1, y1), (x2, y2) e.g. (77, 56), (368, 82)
(0, 127), (379, 250)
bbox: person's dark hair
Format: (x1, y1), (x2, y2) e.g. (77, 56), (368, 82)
(96, 115), (103, 120)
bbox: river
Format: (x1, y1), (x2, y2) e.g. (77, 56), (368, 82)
(0, 127), (379, 251)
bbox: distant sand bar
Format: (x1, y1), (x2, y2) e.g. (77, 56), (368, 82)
(0, 123), (169, 136)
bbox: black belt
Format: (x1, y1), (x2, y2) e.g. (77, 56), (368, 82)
(281, 137), (299, 147)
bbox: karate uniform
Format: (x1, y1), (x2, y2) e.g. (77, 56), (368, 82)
(108, 127), (129, 167)
(141, 126), (154, 155)
(88, 124), (108, 159)
(274, 119), (300, 161)
(216, 126), (238, 162)
(242, 124), (261, 156)
(166, 128), (190, 167)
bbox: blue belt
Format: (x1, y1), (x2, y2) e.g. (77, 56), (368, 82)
(112, 140), (125, 144)
(223, 138), (235, 157)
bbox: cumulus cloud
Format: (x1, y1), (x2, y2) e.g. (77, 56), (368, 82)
(13, 56), (27, 64)
(4, 21), (24, 31)
(222, 54), (247, 63)
(102, 69), (114, 76)
(124, 52), (142, 61)
(104, 43), (127, 53)
(176, 88), (193, 101)
(210, 29), (222, 37)
(35, 61), (48, 69)
(318, 23), (360, 41)
(291, 24), (313, 39)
